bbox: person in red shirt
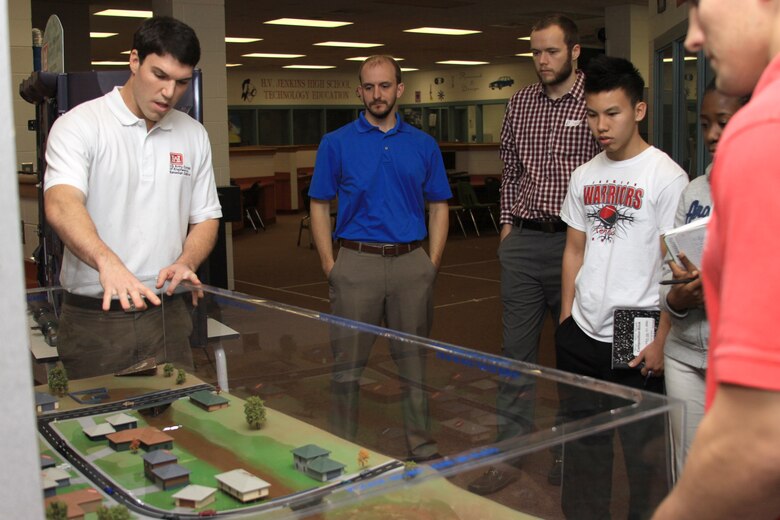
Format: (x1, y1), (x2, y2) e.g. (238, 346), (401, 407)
(653, 1), (780, 518)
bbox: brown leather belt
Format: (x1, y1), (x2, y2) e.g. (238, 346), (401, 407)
(339, 239), (422, 257)
(513, 216), (568, 233)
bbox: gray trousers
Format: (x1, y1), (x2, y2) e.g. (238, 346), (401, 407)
(58, 296), (194, 379)
(497, 225), (566, 441)
(328, 246), (438, 458)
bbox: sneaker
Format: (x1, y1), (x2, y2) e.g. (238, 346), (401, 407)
(468, 467), (516, 495)
(547, 457), (562, 486)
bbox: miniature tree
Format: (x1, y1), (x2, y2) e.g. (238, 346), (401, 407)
(45, 501), (68, 520)
(244, 396), (267, 429)
(358, 449), (370, 469)
(163, 363), (174, 377)
(176, 368), (186, 385)
(47, 366), (68, 396)
(96, 504), (132, 520)
(129, 438), (141, 454)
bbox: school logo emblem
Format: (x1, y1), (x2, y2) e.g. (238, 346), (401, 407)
(169, 152), (191, 176)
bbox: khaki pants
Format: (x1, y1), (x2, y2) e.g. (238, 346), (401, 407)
(328, 246), (438, 458)
(58, 296), (194, 380)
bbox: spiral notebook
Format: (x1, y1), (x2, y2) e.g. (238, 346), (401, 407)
(612, 309), (661, 369)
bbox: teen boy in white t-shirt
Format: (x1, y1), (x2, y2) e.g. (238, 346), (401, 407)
(556, 55), (687, 519)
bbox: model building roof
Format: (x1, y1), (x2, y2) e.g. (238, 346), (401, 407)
(40, 455), (56, 469)
(107, 426), (173, 445)
(172, 484), (217, 501)
(215, 469), (270, 493)
(151, 463), (190, 480)
(307, 457), (346, 474)
(190, 389), (229, 407)
(84, 423), (116, 438)
(291, 444), (330, 460)
(105, 412), (137, 426)
(44, 487), (102, 517)
(142, 450), (177, 464)
(35, 392), (57, 406)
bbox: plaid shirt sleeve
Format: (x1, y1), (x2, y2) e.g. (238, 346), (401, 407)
(499, 97), (521, 225)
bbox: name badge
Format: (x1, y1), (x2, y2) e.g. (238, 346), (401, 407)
(564, 119), (582, 127)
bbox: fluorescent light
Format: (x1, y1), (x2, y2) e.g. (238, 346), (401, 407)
(400, 68), (419, 72)
(663, 56), (698, 62)
(345, 56), (404, 61)
(518, 36), (531, 41)
(436, 60), (489, 66)
(94, 9), (152, 18)
(120, 50), (131, 55)
(225, 37), (262, 43)
(283, 65), (336, 69)
(315, 41), (383, 48)
(515, 53), (533, 57)
(404, 27), (481, 36)
(226, 63), (243, 67)
(89, 32), (118, 39)
(265, 18), (352, 28)
(242, 53), (305, 59)
(91, 61), (129, 66)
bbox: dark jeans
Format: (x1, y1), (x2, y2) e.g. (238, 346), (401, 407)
(555, 316), (670, 520)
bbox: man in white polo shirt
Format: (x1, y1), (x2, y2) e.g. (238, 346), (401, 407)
(43, 16), (222, 379)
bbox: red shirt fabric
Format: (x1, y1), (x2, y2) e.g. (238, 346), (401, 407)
(703, 54), (780, 408)
(499, 69), (601, 224)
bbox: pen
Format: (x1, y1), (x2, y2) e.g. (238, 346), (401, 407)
(659, 277), (698, 285)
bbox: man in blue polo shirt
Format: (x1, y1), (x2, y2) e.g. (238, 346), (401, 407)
(309, 55), (451, 462)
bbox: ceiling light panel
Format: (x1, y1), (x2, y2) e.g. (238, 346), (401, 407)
(94, 9), (152, 18)
(225, 37), (262, 43)
(315, 41), (383, 48)
(404, 27), (481, 36)
(242, 53), (305, 59)
(265, 18), (352, 28)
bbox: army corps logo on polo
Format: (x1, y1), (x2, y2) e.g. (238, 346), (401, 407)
(169, 152), (191, 176)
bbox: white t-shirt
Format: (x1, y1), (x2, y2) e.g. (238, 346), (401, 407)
(560, 146), (688, 342)
(44, 87), (222, 295)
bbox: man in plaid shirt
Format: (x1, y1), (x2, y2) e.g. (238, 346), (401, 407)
(471, 14), (600, 495)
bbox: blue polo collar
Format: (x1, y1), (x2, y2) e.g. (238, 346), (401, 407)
(355, 111), (406, 135)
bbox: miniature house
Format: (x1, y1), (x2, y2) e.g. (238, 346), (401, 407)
(149, 463), (190, 490)
(42, 467), (71, 488)
(172, 484), (217, 509)
(107, 426), (173, 452)
(291, 445), (346, 482)
(305, 456), (346, 482)
(189, 389), (230, 411)
(105, 412), (138, 431)
(142, 450), (178, 479)
(215, 469), (271, 502)
(40, 455), (56, 469)
(83, 423), (116, 441)
(44, 488), (102, 519)
(35, 392), (58, 413)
